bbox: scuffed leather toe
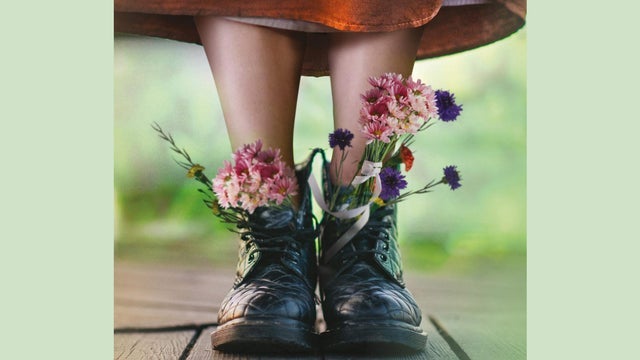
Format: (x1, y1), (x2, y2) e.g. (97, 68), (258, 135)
(322, 263), (421, 327)
(218, 264), (316, 325)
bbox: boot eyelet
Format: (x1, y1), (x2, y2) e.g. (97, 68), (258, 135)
(379, 254), (387, 262)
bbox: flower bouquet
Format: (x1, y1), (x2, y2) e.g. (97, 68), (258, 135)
(152, 72), (462, 235)
(311, 73), (463, 254)
(152, 123), (299, 227)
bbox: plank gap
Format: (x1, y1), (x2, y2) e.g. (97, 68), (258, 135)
(180, 327), (205, 360)
(115, 322), (219, 334)
(428, 315), (471, 360)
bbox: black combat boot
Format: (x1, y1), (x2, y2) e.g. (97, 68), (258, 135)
(318, 157), (427, 353)
(211, 149), (323, 353)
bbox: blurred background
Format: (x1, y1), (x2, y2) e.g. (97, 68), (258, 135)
(114, 28), (526, 272)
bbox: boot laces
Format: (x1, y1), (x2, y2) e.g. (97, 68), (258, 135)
(332, 208), (393, 266)
(237, 220), (318, 294)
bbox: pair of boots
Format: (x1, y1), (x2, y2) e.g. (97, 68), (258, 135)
(211, 149), (426, 353)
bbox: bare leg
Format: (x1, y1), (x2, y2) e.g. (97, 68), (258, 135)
(327, 28), (424, 185)
(195, 17), (306, 168)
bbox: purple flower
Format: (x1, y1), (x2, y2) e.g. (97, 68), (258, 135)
(379, 167), (408, 200)
(442, 165), (462, 190)
(435, 90), (463, 122)
(329, 128), (355, 150)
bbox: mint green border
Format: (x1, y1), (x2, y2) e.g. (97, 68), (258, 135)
(528, 2), (635, 359)
(2, 2), (114, 358)
(4, 0), (633, 358)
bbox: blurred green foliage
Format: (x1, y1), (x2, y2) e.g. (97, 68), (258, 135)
(114, 28), (526, 271)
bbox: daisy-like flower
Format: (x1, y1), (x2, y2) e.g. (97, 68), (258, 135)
(362, 120), (394, 143)
(361, 87), (385, 104)
(361, 99), (391, 120)
(152, 123), (305, 222)
(379, 167), (408, 201)
(269, 175), (299, 204)
(213, 166), (237, 208)
(369, 72), (403, 90)
(212, 161), (234, 193)
(405, 76), (429, 94)
(329, 128), (355, 150)
(442, 165), (462, 190)
(233, 139), (263, 162)
(256, 146), (280, 164)
(315, 73), (464, 212)
(212, 140), (298, 213)
(435, 90), (463, 122)
(388, 81), (409, 101)
(238, 192), (261, 214)
(254, 162), (279, 179)
(409, 88), (438, 119)
(397, 113), (423, 135)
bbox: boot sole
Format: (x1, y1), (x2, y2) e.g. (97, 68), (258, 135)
(211, 317), (318, 353)
(321, 321), (428, 353)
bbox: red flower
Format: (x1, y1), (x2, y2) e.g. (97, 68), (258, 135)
(400, 145), (414, 171)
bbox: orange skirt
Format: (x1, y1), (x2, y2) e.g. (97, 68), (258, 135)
(114, 0), (526, 76)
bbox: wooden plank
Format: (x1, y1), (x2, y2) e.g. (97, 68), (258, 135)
(187, 327), (323, 360)
(115, 258), (526, 358)
(115, 262), (234, 327)
(421, 317), (460, 360)
(114, 330), (195, 360)
(405, 258), (526, 360)
(116, 262), (458, 359)
(115, 302), (217, 329)
(115, 262), (234, 307)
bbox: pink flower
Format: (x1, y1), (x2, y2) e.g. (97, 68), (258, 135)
(213, 163), (240, 209)
(397, 113), (423, 135)
(361, 99), (390, 119)
(256, 146), (280, 165)
(386, 100), (407, 121)
(233, 139), (262, 163)
(212, 140), (298, 213)
(362, 120), (394, 143)
(254, 162), (279, 180)
(357, 72), (446, 147)
(413, 86), (438, 119)
(361, 87), (385, 104)
(269, 175), (299, 204)
(233, 157), (252, 179)
(368, 74), (393, 90)
(405, 76), (429, 94)
(407, 93), (428, 117)
(388, 82), (409, 101)
(369, 73), (404, 90)
(244, 170), (264, 193)
(238, 192), (261, 213)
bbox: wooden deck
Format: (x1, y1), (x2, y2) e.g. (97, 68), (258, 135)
(114, 258), (525, 359)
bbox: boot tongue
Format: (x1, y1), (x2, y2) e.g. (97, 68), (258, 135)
(248, 206), (296, 231)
